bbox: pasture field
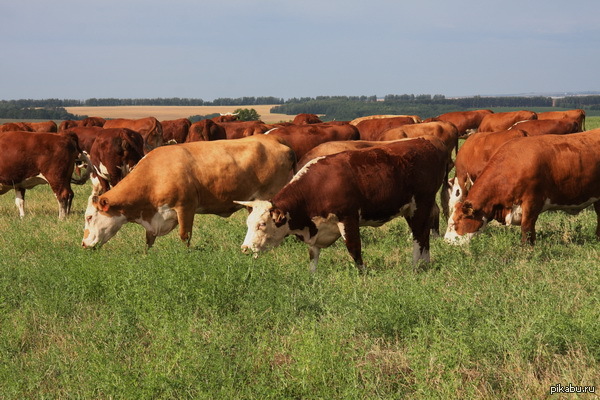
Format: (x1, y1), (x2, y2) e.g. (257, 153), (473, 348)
(1, 186), (599, 398)
(63, 105), (294, 124)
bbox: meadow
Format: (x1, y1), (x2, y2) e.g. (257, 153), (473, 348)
(0, 118), (599, 399)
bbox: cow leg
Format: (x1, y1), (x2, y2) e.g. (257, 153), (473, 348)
(519, 202), (543, 245)
(308, 246), (320, 273)
(593, 201), (600, 239)
(337, 218), (365, 272)
(145, 231), (157, 250)
(429, 202), (440, 237)
(50, 184), (73, 220)
(406, 199), (434, 267)
(176, 208), (195, 247)
(15, 188), (26, 218)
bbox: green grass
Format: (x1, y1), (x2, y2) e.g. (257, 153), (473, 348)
(1, 167), (599, 398)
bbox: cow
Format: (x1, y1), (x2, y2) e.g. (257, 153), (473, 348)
(161, 118), (191, 144)
(212, 113), (239, 122)
(65, 126), (105, 155)
(216, 121), (271, 139)
(444, 130), (600, 245)
(59, 117), (106, 131)
(0, 131), (86, 219)
(236, 137), (449, 272)
(267, 123), (360, 160)
(536, 109), (586, 132)
(0, 121), (57, 132)
(81, 135), (296, 249)
(0, 122), (32, 132)
(89, 128), (145, 195)
(477, 110), (537, 132)
(186, 119), (226, 142)
(292, 113), (323, 124)
(447, 129), (528, 218)
(103, 117), (163, 154)
(354, 116), (416, 140)
(424, 109), (493, 137)
(350, 114), (422, 126)
(509, 118), (581, 136)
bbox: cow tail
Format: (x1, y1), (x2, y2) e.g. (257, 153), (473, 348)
(62, 131), (91, 185)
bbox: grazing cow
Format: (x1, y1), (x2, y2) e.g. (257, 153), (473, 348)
(267, 123), (360, 160)
(103, 117), (163, 153)
(81, 135), (296, 249)
(236, 137), (449, 272)
(350, 114), (422, 126)
(447, 129), (528, 217)
(292, 113), (323, 124)
(0, 131), (85, 219)
(509, 119), (580, 136)
(424, 109), (493, 137)
(297, 140), (397, 170)
(354, 116), (416, 140)
(89, 128), (144, 195)
(477, 110), (537, 132)
(186, 119), (227, 142)
(536, 109), (586, 131)
(65, 126), (105, 155)
(217, 121), (271, 139)
(59, 117), (106, 131)
(444, 130), (600, 245)
(161, 118), (191, 144)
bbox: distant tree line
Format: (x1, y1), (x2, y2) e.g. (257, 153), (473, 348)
(2, 94), (600, 120)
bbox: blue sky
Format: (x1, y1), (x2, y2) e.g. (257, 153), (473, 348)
(1, 0), (598, 100)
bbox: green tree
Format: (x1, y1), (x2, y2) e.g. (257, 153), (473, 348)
(233, 108), (261, 121)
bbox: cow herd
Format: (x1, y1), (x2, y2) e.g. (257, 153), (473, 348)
(0, 108), (598, 271)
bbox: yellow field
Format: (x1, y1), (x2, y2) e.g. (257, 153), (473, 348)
(64, 105), (293, 124)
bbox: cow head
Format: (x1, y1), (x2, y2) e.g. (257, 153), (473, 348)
(444, 201), (488, 245)
(234, 200), (290, 255)
(82, 195), (127, 249)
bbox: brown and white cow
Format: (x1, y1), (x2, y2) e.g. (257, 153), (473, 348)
(424, 109), (493, 137)
(447, 129), (528, 217)
(186, 119), (227, 142)
(89, 128), (145, 195)
(65, 126), (105, 155)
(267, 122), (360, 160)
(161, 118), (191, 144)
(292, 113), (323, 124)
(0, 131), (84, 219)
(216, 120), (271, 139)
(103, 117), (163, 154)
(212, 113), (239, 122)
(236, 137), (449, 272)
(477, 110), (537, 132)
(81, 135), (296, 249)
(444, 130), (600, 245)
(59, 117), (106, 131)
(537, 109), (586, 131)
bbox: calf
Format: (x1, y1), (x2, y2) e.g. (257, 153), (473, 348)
(445, 130), (600, 244)
(237, 138), (448, 272)
(82, 135), (296, 249)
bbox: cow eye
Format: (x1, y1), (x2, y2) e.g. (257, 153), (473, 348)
(86, 215), (92, 223)
(258, 222), (267, 229)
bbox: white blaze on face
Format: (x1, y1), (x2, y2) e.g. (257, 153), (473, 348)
(81, 196), (127, 248)
(447, 178), (463, 217)
(238, 200), (290, 254)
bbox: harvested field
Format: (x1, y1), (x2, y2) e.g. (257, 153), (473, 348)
(64, 105), (293, 123)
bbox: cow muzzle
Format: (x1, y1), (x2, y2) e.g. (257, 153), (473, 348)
(241, 244), (259, 258)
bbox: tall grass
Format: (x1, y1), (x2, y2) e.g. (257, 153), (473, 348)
(1, 140), (599, 398)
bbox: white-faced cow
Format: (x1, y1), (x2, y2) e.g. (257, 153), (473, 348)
(236, 137), (449, 272)
(445, 130), (600, 245)
(0, 131), (86, 219)
(82, 135), (296, 249)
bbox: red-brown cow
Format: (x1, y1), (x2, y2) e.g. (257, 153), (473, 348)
(65, 126), (105, 155)
(216, 121), (271, 139)
(477, 110), (537, 132)
(89, 128), (145, 195)
(0, 122), (32, 132)
(59, 117), (106, 131)
(509, 119), (580, 136)
(350, 114), (422, 126)
(354, 116), (416, 140)
(424, 109), (493, 137)
(0, 131), (84, 218)
(103, 117), (163, 153)
(267, 123), (360, 160)
(292, 113), (323, 124)
(445, 130), (600, 245)
(536, 109), (586, 131)
(161, 118), (191, 143)
(212, 113), (239, 122)
(236, 138), (449, 272)
(186, 119), (227, 142)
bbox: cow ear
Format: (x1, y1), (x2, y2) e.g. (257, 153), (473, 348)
(270, 208), (287, 226)
(234, 200), (255, 212)
(462, 201), (474, 217)
(98, 197), (111, 212)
